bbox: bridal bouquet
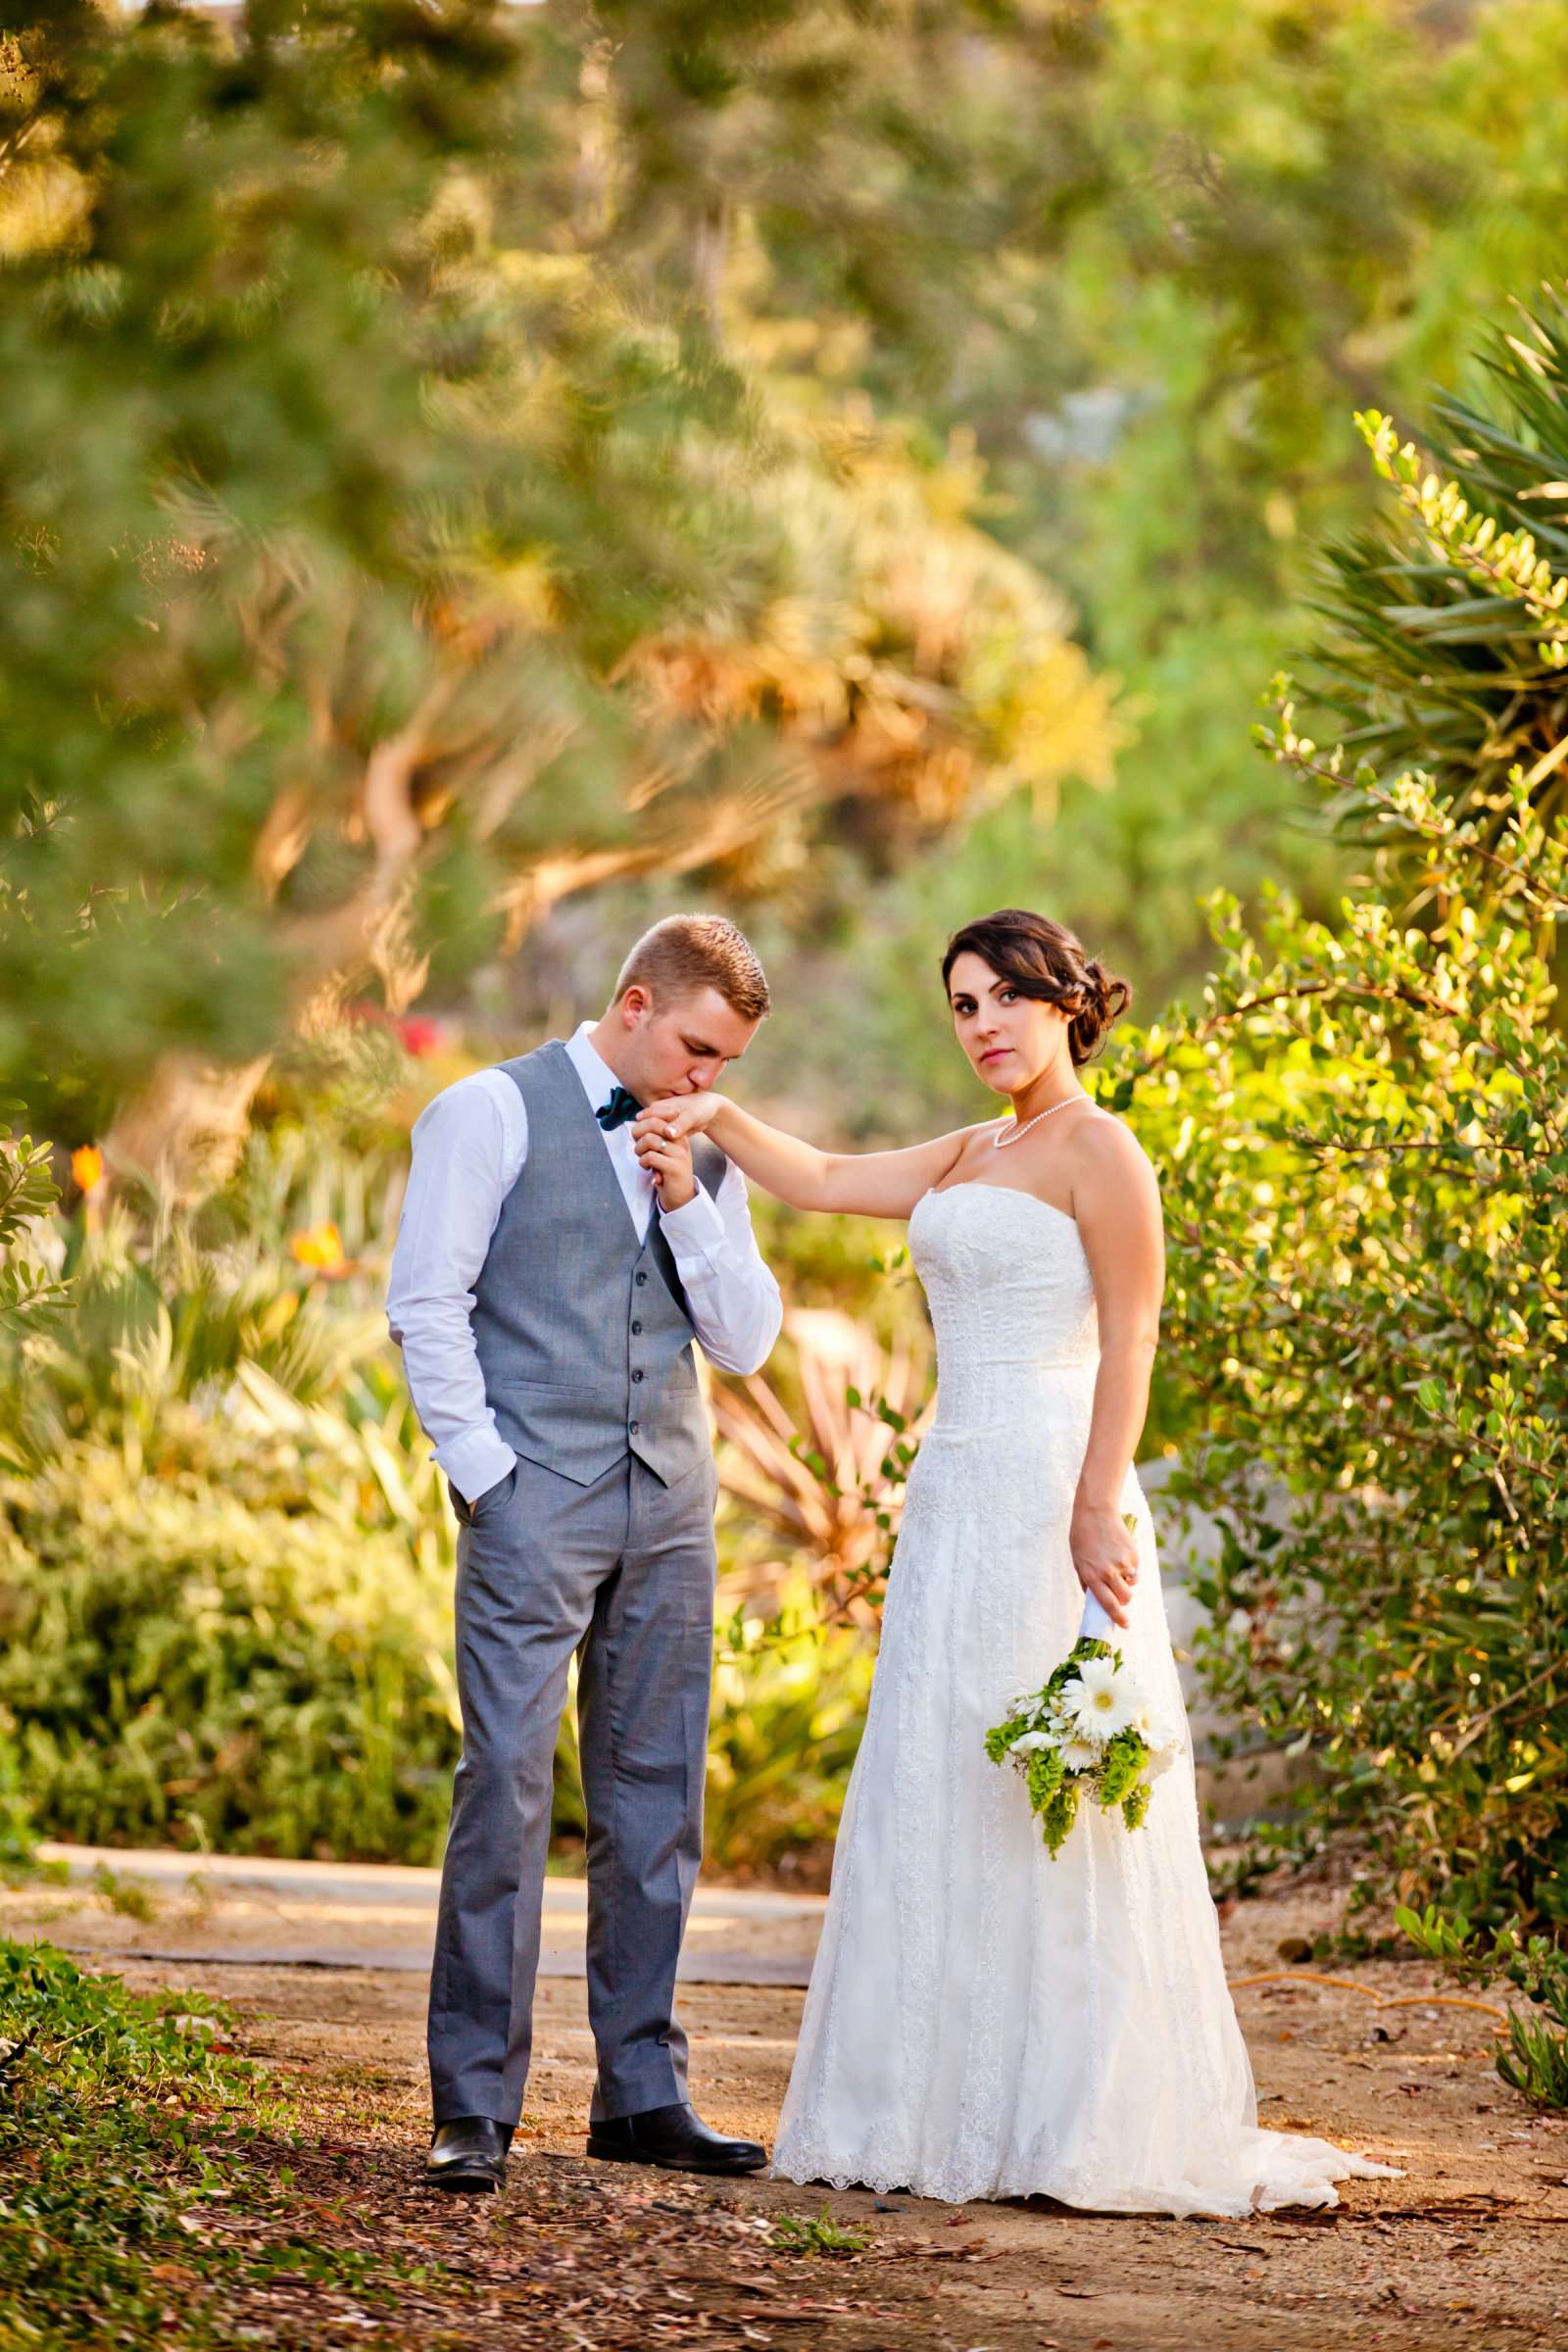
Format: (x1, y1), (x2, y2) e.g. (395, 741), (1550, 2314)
(984, 1588), (1183, 1858)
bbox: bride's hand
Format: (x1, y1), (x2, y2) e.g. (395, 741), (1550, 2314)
(632, 1092), (722, 1148)
(1069, 1500), (1140, 1631)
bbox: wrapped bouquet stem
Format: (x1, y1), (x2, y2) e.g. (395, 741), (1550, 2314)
(984, 1533), (1183, 1857)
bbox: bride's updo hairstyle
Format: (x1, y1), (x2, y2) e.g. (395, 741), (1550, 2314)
(941, 909), (1132, 1067)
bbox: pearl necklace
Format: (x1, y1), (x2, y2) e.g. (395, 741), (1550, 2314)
(993, 1096), (1085, 1150)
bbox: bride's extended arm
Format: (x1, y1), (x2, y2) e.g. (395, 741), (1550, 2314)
(633, 1094), (980, 1220)
(1066, 1118), (1165, 1629)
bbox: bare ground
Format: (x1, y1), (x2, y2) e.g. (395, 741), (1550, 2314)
(27, 1877), (1568, 2352)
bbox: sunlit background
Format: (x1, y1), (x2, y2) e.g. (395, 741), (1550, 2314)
(1, 2), (1562, 2015)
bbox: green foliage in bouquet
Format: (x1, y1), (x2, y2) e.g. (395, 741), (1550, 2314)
(986, 1637), (1171, 1859)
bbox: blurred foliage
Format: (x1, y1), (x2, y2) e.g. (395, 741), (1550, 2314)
(0, 1106), (68, 1869)
(947, 0), (1568, 990)
(18, 0), (1568, 1165)
(0, 1109), (68, 1347)
(698, 1586), (873, 1876)
(0, 0), (1113, 1189)
(0, 1121), (888, 1870)
(711, 1304), (931, 1628)
(673, 0), (1568, 1133)
(0, 1176), (461, 1858)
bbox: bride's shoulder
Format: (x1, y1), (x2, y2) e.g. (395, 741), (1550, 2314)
(1065, 1102), (1160, 1195)
(930, 1113), (1011, 1171)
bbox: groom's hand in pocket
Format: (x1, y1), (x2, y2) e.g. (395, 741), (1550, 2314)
(451, 1463), (517, 1526)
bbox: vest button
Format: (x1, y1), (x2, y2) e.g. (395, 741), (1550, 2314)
(629, 1419), (640, 1435)
(630, 1320), (642, 1335)
(631, 1368), (644, 1383)
(635, 1271), (648, 1286)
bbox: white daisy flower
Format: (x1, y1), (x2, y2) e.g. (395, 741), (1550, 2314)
(1060, 1737), (1100, 1773)
(1054, 1677), (1093, 1728)
(1134, 1700), (1180, 1754)
(1064, 1656), (1137, 1740)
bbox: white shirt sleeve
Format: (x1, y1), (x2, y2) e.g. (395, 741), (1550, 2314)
(659, 1156), (783, 1377)
(385, 1070), (524, 1505)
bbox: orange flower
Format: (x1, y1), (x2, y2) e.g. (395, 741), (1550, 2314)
(71, 1145), (106, 1197)
(288, 1220), (346, 1273)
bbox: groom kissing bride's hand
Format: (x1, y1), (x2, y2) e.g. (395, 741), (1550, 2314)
(392, 898), (1394, 2219)
(629, 1098), (705, 1210)
(630, 1088), (721, 1203)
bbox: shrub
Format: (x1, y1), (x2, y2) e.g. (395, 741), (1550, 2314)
(1104, 724), (1566, 1932)
(0, 1456), (460, 1862)
(0, 1167), (877, 1870)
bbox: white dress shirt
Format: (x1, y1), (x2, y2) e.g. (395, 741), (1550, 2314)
(386, 1022), (783, 1502)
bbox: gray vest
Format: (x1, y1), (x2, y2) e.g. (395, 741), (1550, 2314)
(470, 1041), (728, 1489)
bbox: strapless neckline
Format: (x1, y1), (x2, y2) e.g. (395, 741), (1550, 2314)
(917, 1180), (1081, 1238)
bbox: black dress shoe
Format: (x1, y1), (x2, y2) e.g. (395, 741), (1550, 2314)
(425, 2115), (513, 2193)
(586, 2101), (767, 2176)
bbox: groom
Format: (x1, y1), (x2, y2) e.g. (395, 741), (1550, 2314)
(386, 915), (783, 2193)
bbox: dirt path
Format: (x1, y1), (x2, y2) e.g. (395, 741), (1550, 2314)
(37, 1876), (1565, 2352)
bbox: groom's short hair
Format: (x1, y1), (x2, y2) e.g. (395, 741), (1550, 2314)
(613, 914), (770, 1022)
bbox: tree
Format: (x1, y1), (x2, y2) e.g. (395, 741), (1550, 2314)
(1309, 286), (1568, 856)
(720, 1), (1568, 1129)
(0, 1), (1111, 1191)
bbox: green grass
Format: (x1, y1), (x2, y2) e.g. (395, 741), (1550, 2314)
(87, 1862), (162, 1922)
(768, 2207), (870, 2256)
(0, 1939), (450, 2349)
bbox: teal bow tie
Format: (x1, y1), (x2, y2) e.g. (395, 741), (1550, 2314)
(595, 1084), (642, 1132)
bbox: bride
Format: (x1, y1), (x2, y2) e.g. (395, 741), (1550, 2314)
(632, 906), (1394, 2216)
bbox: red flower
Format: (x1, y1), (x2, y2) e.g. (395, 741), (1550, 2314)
(396, 1015), (444, 1057)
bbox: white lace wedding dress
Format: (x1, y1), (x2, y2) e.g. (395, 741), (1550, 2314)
(771, 1180), (1395, 2215)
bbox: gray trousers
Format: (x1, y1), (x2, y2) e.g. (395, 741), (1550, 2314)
(426, 1446), (717, 2127)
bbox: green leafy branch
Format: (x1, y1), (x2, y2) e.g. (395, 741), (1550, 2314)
(1397, 1903), (1568, 2110)
(0, 1108), (68, 1333)
(1358, 409), (1568, 668)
